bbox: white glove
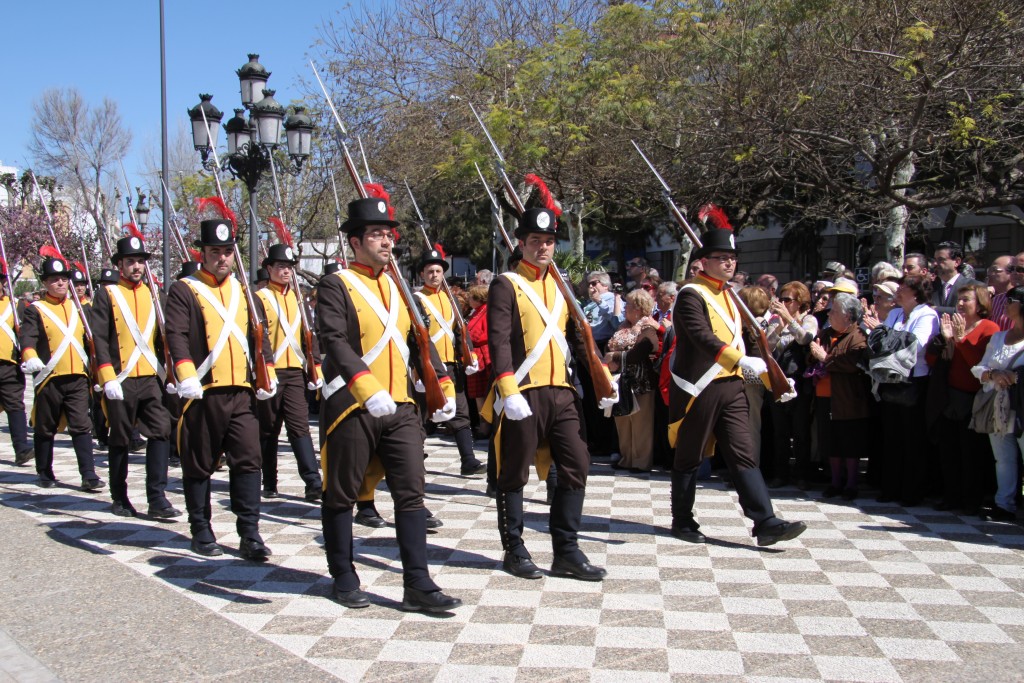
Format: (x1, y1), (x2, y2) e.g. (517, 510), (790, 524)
(598, 380), (620, 411)
(177, 376), (204, 400)
(464, 355), (480, 376)
(103, 380), (124, 401)
(430, 396), (457, 423)
(256, 378), (278, 401)
(738, 356), (768, 377)
(364, 390), (397, 417)
(503, 393), (533, 421)
(307, 376), (324, 391)
(21, 357), (44, 374)
(165, 382), (178, 395)
(414, 379), (426, 393)
(778, 378), (798, 403)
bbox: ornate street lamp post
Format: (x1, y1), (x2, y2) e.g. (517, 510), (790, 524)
(188, 54), (313, 281)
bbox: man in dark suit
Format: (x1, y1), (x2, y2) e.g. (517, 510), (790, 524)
(931, 241), (980, 316)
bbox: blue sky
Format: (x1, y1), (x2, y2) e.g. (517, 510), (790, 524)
(2, 0), (362, 183)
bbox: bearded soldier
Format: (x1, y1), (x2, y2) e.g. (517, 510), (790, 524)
(668, 228), (805, 546)
(0, 261), (32, 465)
(19, 256), (103, 491)
(91, 236), (181, 519)
(253, 243), (324, 501)
(317, 197), (461, 613)
(487, 208), (617, 581)
(165, 219), (277, 560)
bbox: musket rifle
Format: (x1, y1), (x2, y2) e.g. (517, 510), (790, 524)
(473, 162), (515, 266)
(631, 141), (790, 400)
(467, 102), (615, 402)
(158, 174), (194, 263)
(403, 179), (476, 369)
(310, 59), (447, 413)
(116, 164), (177, 389)
(0, 226), (20, 333)
(328, 173), (348, 268)
(266, 155), (320, 387)
(195, 107), (273, 393)
(28, 171), (98, 385)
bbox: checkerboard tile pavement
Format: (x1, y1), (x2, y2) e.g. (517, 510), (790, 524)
(2, 418), (1024, 682)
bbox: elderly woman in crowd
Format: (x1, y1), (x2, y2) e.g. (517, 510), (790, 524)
(605, 289), (660, 472)
(877, 275), (939, 506)
(862, 281), (899, 329)
(765, 281), (818, 488)
(971, 286), (1024, 522)
(808, 294), (870, 499)
(925, 284), (998, 514)
(465, 285), (493, 435)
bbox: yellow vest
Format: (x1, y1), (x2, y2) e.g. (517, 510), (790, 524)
(684, 275), (744, 382)
(22, 295), (87, 380)
(0, 295), (17, 364)
(257, 282), (304, 371)
(416, 286), (456, 364)
(96, 279), (159, 384)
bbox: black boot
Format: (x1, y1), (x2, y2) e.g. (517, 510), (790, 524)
(261, 436), (279, 497)
(455, 428), (484, 474)
(670, 467), (704, 542)
(183, 476), (220, 555)
(145, 439), (180, 517)
(291, 435), (323, 500)
(72, 433), (103, 491)
(731, 466), (776, 529)
(549, 488), (605, 581)
(496, 488), (541, 578)
(393, 508), (440, 592)
(9, 410), (33, 464)
(322, 506), (368, 606)
(34, 435), (56, 486)
(107, 446), (130, 503)
(229, 471), (266, 548)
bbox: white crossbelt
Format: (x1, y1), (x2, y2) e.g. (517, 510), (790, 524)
(414, 291), (455, 345)
(259, 289), (305, 368)
(671, 283), (744, 397)
(322, 270), (410, 400)
(493, 272), (568, 415)
(107, 284), (165, 382)
(31, 300), (89, 388)
(184, 276), (250, 381)
(0, 301), (17, 351)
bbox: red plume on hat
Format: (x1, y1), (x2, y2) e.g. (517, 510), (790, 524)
(73, 261), (86, 274)
(697, 203), (733, 231)
(187, 247), (201, 262)
(524, 174), (562, 217)
(364, 183), (399, 242)
(196, 196), (239, 236)
(433, 242), (446, 259)
(123, 222), (145, 241)
(0, 257), (7, 274)
(39, 245), (68, 267)
(269, 216), (294, 248)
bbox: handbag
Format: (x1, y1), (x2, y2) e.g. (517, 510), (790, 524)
(877, 380), (920, 407)
(970, 344), (1024, 434)
(611, 372), (640, 417)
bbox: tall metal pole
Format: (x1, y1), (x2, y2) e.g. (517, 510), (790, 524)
(159, 0), (170, 292)
(249, 186), (259, 281)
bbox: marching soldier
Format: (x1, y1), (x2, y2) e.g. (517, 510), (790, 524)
(318, 197), (461, 612)
(254, 244), (324, 501)
(91, 236), (181, 519)
(668, 228), (805, 546)
(414, 248), (485, 475)
(19, 256), (104, 491)
(71, 266), (91, 306)
(0, 263), (32, 465)
(165, 219), (277, 560)
(487, 208), (616, 581)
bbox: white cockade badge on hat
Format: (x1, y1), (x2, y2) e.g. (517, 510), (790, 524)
(216, 223), (230, 241)
(728, 234), (736, 249)
(537, 212), (551, 229)
(53, 260), (65, 272)
(130, 237), (141, 249)
(377, 201), (386, 214)
(285, 247), (294, 260)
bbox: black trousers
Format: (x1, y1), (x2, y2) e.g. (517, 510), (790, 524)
(494, 386), (590, 491)
(880, 376), (930, 502)
(257, 368), (311, 441)
(0, 361), (26, 412)
(104, 376), (172, 446)
(178, 387), (261, 479)
(322, 402), (426, 512)
(33, 375), (92, 437)
(769, 382), (813, 480)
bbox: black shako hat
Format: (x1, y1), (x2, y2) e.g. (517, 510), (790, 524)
(39, 258), (71, 280)
(514, 208), (560, 240)
(254, 267), (270, 285)
(692, 228), (739, 260)
(340, 197), (399, 236)
(261, 243), (298, 268)
(417, 249), (449, 273)
(322, 261), (343, 278)
(176, 261), (201, 280)
(194, 219), (236, 247)
(111, 235), (152, 264)
(70, 267), (87, 285)
(98, 268), (119, 284)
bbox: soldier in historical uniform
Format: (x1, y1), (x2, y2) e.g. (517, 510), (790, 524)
(91, 236), (181, 519)
(487, 208), (617, 582)
(317, 197), (461, 613)
(165, 219), (277, 560)
(0, 261), (32, 465)
(668, 228), (806, 546)
(254, 243), (323, 501)
(71, 266), (91, 306)
(19, 256), (104, 491)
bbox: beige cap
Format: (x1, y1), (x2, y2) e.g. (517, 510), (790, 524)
(829, 277), (859, 295)
(873, 281), (898, 298)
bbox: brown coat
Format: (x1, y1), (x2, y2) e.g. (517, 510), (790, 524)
(823, 326), (871, 420)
